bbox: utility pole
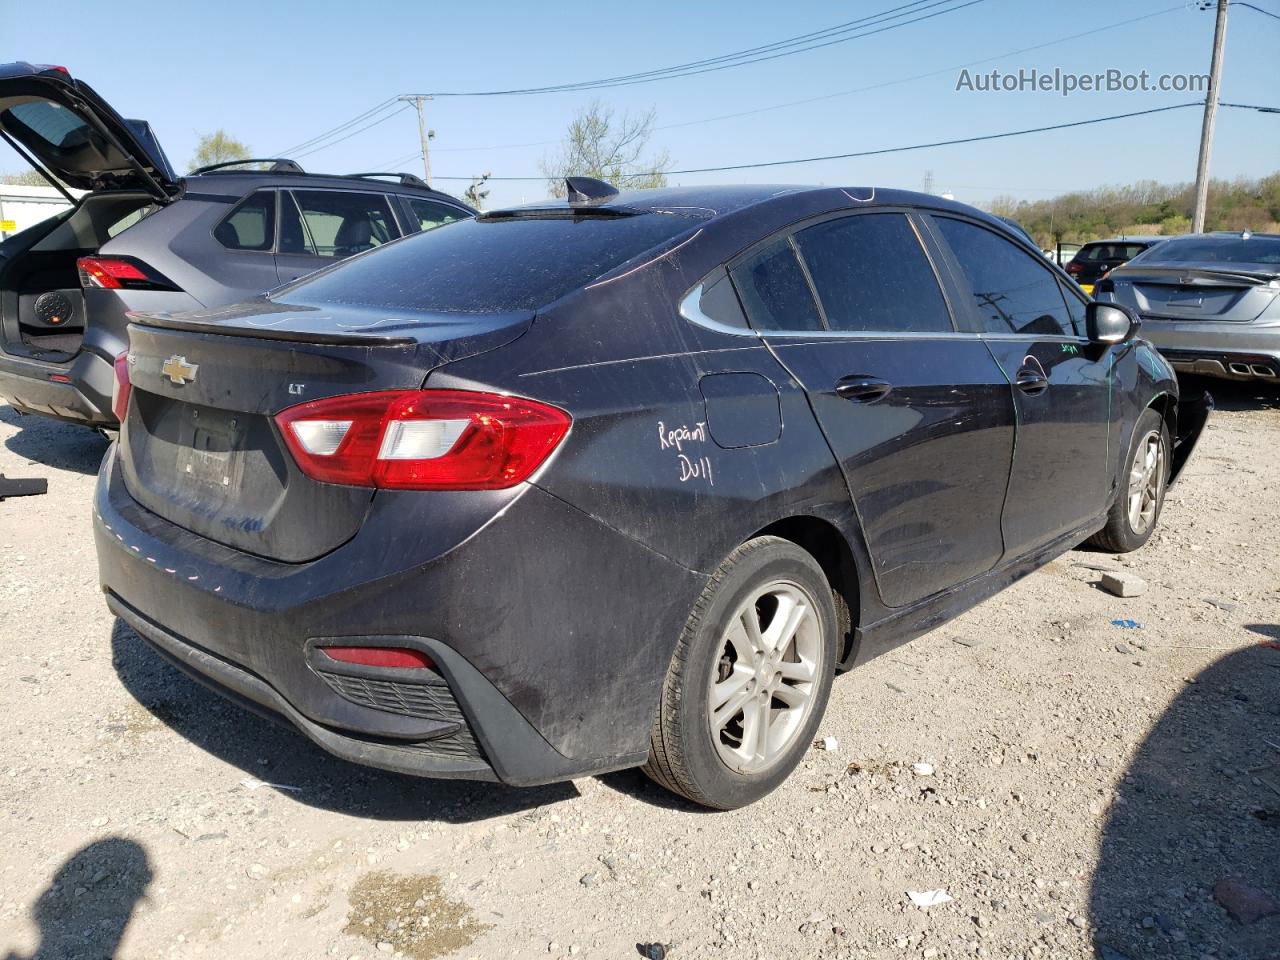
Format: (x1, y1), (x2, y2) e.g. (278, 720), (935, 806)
(1192, 0), (1229, 233)
(398, 95), (435, 187)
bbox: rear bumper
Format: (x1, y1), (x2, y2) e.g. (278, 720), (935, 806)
(94, 449), (699, 786)
(1155, 346), (1280, 382)
(0, 346), (115, 425)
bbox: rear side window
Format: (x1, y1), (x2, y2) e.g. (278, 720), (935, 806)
(405, 198), (468, 232)
(935, 217), (1075, 337)
(794, 213), (952, 333)
(214, 191), (275, 251)
(290, 190), (399, 258)
(730, 237), (824, 332)
(1079, 243), (1149, 262)
(286, 212), (700, 312)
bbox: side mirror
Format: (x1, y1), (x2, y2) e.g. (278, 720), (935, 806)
(1086, 301), (1140, 344)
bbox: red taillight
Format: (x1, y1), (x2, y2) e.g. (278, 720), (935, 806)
(1065, 261), (1083, 274)
(77, 256), (175, 291)
(112, 351), (132, 422)
(275, 389), (571, 491)
(321, 646), (435, 669)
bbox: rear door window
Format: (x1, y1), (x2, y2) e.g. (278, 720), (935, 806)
(286, 212), (701, 312)
(729, 236), (824, 332)
(793, 213), (952, 333)
(289, 190), (400, 259)
(934, 217), (1075, 337)
(404, 197), (468, 232)
(214, 191), (276, 251)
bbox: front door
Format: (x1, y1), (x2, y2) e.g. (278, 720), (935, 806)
(729, 211), (1016, 609)
(928, 215), (1113, 557)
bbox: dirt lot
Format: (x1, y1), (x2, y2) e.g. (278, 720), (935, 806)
(1, 380), (1277, 960)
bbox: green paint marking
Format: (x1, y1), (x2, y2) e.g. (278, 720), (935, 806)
(1061, 343), (1080, 355)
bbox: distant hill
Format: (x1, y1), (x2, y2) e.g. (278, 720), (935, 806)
(980, 172), (1280, 249)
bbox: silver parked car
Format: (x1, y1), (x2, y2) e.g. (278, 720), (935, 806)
(1097, 232), (1280, 383)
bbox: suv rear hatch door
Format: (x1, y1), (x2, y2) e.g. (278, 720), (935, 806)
(0, 62), (178, 202)
(119, 298), (532, 563)
(1110, 263), (1280, 322)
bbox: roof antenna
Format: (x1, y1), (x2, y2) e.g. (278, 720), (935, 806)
(565, 176), (619, 206)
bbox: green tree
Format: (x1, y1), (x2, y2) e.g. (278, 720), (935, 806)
(541, 101), (670, 197)
(190, 130), (250, 171)
(1, 169), (53, 186)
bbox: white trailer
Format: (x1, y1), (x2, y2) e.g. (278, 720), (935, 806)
(0, 183), (77, 241)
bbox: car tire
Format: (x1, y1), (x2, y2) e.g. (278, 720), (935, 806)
(642, 536), (838, 809)
(1088, 408), (1171, 553)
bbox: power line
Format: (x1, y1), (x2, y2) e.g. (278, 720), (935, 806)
(274, 98), (400, 157)
(290, 105), (412, 161)
(1231, 1), (1280, 20)
(416, 4), (1184, 156)
(429, 102), (1209, 181)
(426, 0), (987, 96)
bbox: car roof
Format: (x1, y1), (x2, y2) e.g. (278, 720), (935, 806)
(181, 170), (473, 207)
(493, 183), (1006, 225)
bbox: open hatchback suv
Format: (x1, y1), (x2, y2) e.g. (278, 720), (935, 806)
(0, 62), (473, 428)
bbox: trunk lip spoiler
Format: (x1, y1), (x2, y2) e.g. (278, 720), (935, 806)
(126, 314), (420, 347)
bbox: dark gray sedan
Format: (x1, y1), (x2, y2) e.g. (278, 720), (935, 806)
(1097, 232), (1280, 383)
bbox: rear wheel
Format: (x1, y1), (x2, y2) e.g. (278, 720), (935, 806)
(1088, 408), (1170, 553)
(643, 537), (837, 809)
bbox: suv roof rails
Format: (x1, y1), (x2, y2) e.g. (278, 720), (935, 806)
(347, 171), (429, 188)
(190, 158), (306, 175)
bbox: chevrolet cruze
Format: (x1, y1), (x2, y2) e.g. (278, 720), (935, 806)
(95, 179), (1210, 809)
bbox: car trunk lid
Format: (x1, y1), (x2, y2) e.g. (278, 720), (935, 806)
(118, 298), (533, 562)
(0, 62), (178, 202)
(1109, 263), (1280, 322)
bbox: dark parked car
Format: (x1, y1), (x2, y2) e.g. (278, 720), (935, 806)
(0, 62), (473, 428)
(1063, 238), (1166, 294)
(1096, 232), (1280, 383)
(95, 180), (1210, 809)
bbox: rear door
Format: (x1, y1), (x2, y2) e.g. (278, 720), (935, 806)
(731, 210), (1016, 608)
(274, 189), (402, 283)
(0, 62), (177, 202)
(928, 214), (1113, 557)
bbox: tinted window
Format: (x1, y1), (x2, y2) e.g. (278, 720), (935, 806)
(730, 237), (823, 332)
(4, 101), (86, 151)
(286, 213), (700, 312)
(214, 191), (275, 251)
(794, 214), (951, 333)
(1144, 235), (1280, 265)
(1080, 243), (1149, 262)
(1058, 278), (1087, 336)
(406, 198), (467, 232)
(291, 191), (399, 258)
(935, 217), (1074, 337)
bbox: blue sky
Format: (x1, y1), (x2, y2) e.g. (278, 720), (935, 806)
(3, 0), (1278, 209)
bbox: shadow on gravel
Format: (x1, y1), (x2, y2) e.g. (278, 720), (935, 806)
(1088, 642), (1280, 959)
(1, 837), (151, 960)
(109, 621), (577, 823)
(0, 405), (108, 477)
(1176, 375), (1278, 413)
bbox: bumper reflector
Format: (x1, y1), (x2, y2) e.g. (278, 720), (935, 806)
(320, 646), (435, 670)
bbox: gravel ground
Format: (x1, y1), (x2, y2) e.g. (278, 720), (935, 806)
(0, 379), (1277, 960)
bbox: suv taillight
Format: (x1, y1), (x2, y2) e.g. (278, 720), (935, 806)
(111, 351), (132, 422)
(274, 390), (571, 490)
(1065, 261), (1083, 274)
(78, 256), (176, 291)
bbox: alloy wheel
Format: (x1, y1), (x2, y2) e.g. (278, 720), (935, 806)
(707, 580), (824, 774)
(1127, 428), (1166, 535)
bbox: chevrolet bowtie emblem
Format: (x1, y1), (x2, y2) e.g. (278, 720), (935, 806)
(161, 355), (199, 386)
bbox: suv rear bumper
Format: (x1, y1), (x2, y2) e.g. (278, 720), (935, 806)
(0, 347), (115, 425)
(94, 449), (698, 786)
(1156, 347), (1280, 382)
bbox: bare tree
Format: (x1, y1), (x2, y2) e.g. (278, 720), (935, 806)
(541, 101), (670, 197)
(190, 130), (250, 171)
(1, 169), (52, 186)
(465, 172), (492, 210)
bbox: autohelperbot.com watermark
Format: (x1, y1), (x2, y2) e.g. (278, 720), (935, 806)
(955, 67), (1210, 97)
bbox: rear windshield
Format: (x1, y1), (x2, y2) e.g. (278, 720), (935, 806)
(1079, 242), (1150, 262)
(1144, 235), (1280, 265)
(282, 212), (701, 312)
